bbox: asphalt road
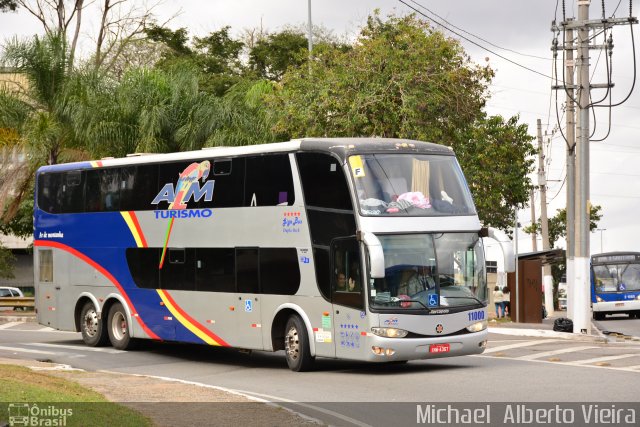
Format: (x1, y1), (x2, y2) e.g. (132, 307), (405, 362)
(593, 313), (640, 338)
(1, 321), (640, 427)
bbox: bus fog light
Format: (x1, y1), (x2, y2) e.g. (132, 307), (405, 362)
(466, 320), (487, 333)
(385, 348), (395, 356)
(371, 327), (408, 338)
(372, 346), (384, 355)
(479, 340), (487, 348)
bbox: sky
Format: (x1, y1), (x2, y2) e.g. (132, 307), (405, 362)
(1, 0), (639, 258)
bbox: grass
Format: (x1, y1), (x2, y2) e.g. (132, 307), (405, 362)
(0, 364), (152, 426)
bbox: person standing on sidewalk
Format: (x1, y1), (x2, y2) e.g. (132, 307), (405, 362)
(493, 285), (504, 318)
(502, 286), (511, 318)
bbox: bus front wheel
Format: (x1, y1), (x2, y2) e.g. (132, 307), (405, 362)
(107, 302), (137, 350)
(80, 302), (108, 347)
(284, 315), (314, 372)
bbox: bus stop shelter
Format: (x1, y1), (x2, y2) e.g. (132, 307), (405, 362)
(506, 249), (565, 323)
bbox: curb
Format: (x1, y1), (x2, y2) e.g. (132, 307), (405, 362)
(0, 313), (36, 323)
(488, 326), (607, 343)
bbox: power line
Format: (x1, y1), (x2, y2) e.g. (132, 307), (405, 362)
(397, 0), (553, 80)
(405, 0), (552, 61)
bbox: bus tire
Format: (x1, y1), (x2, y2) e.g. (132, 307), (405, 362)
(284, 315), (314, 372)
(107, 302), (137, 350)
(80, 302), (108, 347)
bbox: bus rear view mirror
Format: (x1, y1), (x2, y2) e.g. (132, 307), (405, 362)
(488, 227), (515, 273)
(363, 232), (385, 278)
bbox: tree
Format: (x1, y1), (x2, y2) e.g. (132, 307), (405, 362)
(523, 205), (602, 248)
(14, 0), (166, 71)
(0, 244), (15, 279)
(268, 12), (535, 230)
(65, 66), (223, 156)
(0, 0), (18, 12)
(249, 30), (308, 81)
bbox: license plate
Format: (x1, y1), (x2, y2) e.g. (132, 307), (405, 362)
(615, 303), (625, 307)
(429, 343), (450, 353)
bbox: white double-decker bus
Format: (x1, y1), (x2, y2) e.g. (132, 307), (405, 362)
(34, 138), (513, 371)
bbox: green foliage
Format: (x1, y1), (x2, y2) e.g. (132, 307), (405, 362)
(0, 244), (15, 278)
(523, 205), (602, 248)
(249, 30), (308, 81)
(461, 115), (536, 230)
(204, 79), (285, 147)
(0, 0), (18, 12)
(144, 24), (192, 57)
(64, 66), (226, 156)
(0, 188), (33, 239)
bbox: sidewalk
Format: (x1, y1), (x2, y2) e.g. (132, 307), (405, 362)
(487, 309), (610, 342)
(0, 308), (36, 322)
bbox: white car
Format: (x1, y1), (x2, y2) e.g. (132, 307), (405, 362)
(0, 286), (26, 310)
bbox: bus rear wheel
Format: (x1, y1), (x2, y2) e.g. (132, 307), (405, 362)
(107, 302), (137, 350)
(80, 302), (108, 347)
(284, 315), (314, 372)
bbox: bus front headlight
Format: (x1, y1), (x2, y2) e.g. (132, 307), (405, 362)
(371, 327), (408, 338)
(596, 296), (604, 302)
(466, 320), (487, 333)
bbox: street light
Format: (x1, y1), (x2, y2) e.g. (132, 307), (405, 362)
(594, 228), (606, 254)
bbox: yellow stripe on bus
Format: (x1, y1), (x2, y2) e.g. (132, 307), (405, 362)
(120, 212), (144, 248)
(156, 290), (221, 346)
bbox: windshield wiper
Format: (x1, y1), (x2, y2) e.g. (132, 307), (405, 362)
(390, 297), (429, 310)
(440, 295), (484, 305)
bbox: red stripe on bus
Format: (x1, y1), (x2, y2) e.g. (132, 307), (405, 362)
(127, 211), (148, 248)
(34, 240), (160, 341)
(161, 290), (230, 347)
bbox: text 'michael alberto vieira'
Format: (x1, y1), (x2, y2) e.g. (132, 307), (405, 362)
(416, 404), (636, 424)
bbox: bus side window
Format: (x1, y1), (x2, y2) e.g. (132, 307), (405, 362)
(331, 237), (364, 310)
(195, 248), (235, 292)
(160, 248), (195, 291)
(61, 171), (84, 213)
(244, 155), (294, 207)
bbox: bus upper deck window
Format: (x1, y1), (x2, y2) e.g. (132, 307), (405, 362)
(213, 160), (232, 175)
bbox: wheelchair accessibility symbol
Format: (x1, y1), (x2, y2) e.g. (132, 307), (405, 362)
(245, 299), (253, 312)
(428, 294), (438, 307)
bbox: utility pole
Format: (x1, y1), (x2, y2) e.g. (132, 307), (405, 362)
(573, 0), (591, 335)
(538, 119), (554, 317)
(595, 228), (606, 253)
(551, 1), (637, 334)
(530, 188), (537, 251)
(307, 0), (313, 54)
(565, 22), (576, 321)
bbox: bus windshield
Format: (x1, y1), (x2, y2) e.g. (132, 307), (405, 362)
(349, 154), (475, 216)
(369, 233), (486, 310)
(593, 262), (640, 293)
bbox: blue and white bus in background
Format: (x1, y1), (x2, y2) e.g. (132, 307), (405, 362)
(34, 138), (513, 371)
(591, 252), (640, 320)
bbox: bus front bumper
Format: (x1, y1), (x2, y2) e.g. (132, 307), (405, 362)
(362, 330), (488, 362)
(593, 299), (640, 313)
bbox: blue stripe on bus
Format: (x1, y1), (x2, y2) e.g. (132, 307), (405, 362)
(34, 210), (208, 344)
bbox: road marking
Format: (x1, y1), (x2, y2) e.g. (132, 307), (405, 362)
(570, 354), (638, 365)
(0, 326), (74, 333)
(0, 345), (57, 355)
(27, 343), (125, 354)
(98, 371), (361, 427)
(516, 346), (598, 361)
(484, 339), (561, 354)
(0, 322), (21, 330)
